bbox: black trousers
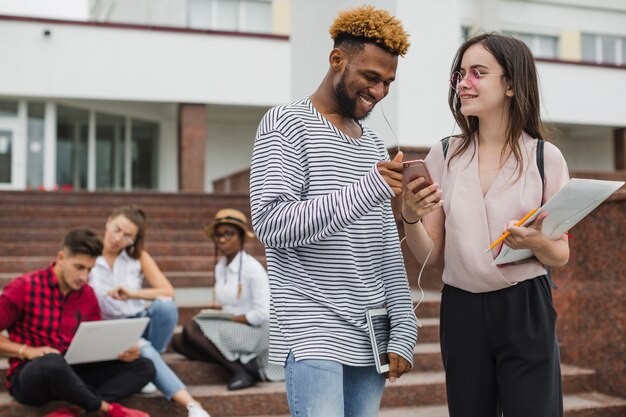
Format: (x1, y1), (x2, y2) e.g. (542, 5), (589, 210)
(9, 353), (155, 412)
(440, 276), (563, 417)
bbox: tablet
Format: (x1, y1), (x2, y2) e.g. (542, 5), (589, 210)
(366, 308), (390, 374)
(64, 317), (150, 365)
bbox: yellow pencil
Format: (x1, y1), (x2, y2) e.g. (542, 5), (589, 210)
(485, 207), (539, 252)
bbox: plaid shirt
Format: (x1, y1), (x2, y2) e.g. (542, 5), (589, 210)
(0, 264), (101, 387)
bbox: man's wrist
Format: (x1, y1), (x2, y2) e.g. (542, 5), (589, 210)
(18, 344), (27, 360)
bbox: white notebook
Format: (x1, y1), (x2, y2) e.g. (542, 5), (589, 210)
(493, 178), (624, 265)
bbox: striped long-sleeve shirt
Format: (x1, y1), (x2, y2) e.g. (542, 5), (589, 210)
(250, 97), (418, 366)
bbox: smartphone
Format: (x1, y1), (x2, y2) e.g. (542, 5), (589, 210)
(366, 308), (390, 374)
(403, 159), (434, 192)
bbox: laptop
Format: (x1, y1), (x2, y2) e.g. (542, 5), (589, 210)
(64, 317), (150, 365)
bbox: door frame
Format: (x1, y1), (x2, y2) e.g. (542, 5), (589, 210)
(0, 119), (24, 190)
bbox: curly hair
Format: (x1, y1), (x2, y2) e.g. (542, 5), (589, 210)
(329, 5), (410, 56)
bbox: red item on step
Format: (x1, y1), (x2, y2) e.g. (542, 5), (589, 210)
(43, 406), (82, 417)
(107, 403), (150, 417)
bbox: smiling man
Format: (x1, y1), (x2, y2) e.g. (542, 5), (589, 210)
(250, 6), (418, 417)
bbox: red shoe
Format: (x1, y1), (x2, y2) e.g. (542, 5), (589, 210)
(43, 406), (82, 417)
(107, 403), (150, 417)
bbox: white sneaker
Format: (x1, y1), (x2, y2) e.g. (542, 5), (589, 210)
(140, 382), (157, 394)
(187, 402), (211, 417)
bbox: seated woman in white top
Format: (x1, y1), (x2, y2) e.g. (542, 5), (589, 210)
(89, 205), (210, 417)
(172, 208), (284, 391)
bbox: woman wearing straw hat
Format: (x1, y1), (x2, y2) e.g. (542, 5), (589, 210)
(172, 209), (284, 390)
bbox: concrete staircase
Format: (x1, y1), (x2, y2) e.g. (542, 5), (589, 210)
(1, 191), (625, 417)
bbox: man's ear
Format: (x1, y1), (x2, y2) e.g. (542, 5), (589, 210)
(329, 48), (346, 72)
(56, 250), (65, 264)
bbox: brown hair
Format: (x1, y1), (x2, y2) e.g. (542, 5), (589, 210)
(447, 32), (548, 180)
(329, 5), (410, 57)
(108, 205), (147, 259)
(62, 229), (103, 258)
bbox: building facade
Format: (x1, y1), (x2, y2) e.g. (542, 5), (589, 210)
(0, 0), (624, 192)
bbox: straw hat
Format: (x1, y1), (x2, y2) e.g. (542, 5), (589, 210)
(203, 208), (255, 239)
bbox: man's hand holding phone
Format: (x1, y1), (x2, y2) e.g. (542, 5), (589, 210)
(377, 151), (404, 197)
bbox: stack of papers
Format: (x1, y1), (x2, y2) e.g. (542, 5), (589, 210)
(493, 178), (624, 265)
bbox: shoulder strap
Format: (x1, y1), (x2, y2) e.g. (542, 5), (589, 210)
(537, 139), (545, 185)
(441, 136), (450, 159)
(536, 139), (557, 289)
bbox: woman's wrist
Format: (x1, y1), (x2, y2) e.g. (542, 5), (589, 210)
(401, 210), (421, 224)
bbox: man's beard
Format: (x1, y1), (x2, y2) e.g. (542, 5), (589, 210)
(335, 73), (372, 121)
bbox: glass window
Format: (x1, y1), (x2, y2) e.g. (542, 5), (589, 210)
(131, 120), (159, 189)
(461, 26), (471, 41)
(188, 0), (214, 29)
(216, 0), (239, 31)
(188, 0), (272, 33)
(0, 100), (18, 117)
(27, 102), (45, 189)
(505, 32), (557, 59)
(96, 113), (126, 190)
(56, 106), (89, 191)
(581, 34), (596, 62)
(0, 129), (13, 183)
(536, 36), (558, 59)
(517, 33), (534, 49)
(621, 37), (626, 65)
(244, 0), (271, 33)
(601, 36), (617, 64)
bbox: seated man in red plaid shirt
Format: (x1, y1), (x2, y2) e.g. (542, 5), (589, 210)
(0, 229), (155, 417)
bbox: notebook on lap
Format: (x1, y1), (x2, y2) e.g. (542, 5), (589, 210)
(64, 317), (150, 365)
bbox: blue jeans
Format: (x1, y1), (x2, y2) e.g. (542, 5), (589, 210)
(132, 298), (178, 352)
(284, 351), (386, 417)
(140, 339), (186, 400)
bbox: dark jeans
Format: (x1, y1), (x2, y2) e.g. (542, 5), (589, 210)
(440, 276), (563, 417)
(9, 353), (155, 412)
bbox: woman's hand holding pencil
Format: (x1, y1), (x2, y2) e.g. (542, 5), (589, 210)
(485, 207), (539, 252)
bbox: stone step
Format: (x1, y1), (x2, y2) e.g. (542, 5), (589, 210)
(0, 227), (268, 243)
(172, 289), (443, 326)
(0, 242), (266, 257)
(241, 392), (626, 417)
(0, 344), (596, 394)
(0, 370), (615, 417)
(0, 191), (252, 208)
(0, 345), (436, 391)
(0, 229), (228, 242)
(0, 271), (220, 290)
(0, 206), (246, 218)
(0, 218), (211, 228)
(0, 255), (268, 274)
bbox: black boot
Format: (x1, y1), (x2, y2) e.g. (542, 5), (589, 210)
(227, 371), (256, 391)
(182, 321), (258, 389)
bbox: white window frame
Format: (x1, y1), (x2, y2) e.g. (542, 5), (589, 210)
(189, 0), (272, 33)
(505, 31), (559, 59)
(583, 33), (626, 65)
